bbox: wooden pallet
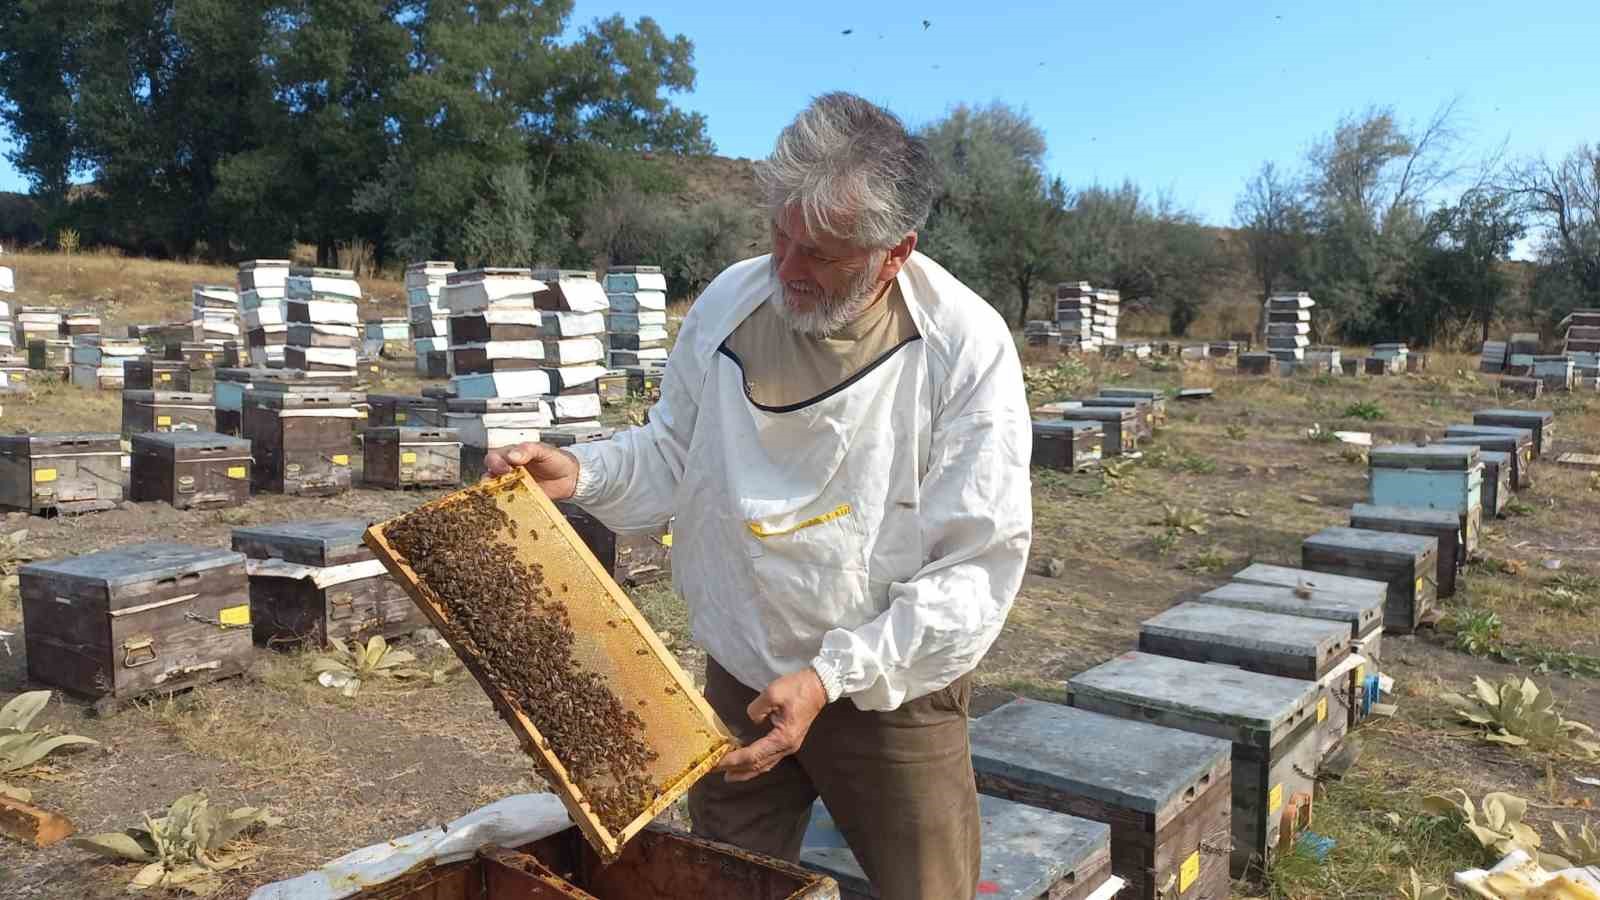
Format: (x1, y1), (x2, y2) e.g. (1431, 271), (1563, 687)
(364, 471), (734, 862)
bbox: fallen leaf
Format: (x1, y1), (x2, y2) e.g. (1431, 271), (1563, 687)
(1297, 494), (1320, 504)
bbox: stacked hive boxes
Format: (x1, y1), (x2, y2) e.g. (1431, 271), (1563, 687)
(603, 266), (668, 368)
(284, 267), (361, 380)
(1092, 287), (1120, 349)
(1023, 320), (1060, 348)
(1478, 340), (1507, 374)
(1506, 332), (1539, 374)
(442, 269), (550, 472)
(239, 259), (292, 368)
(191, 283), (240, 348)
(1055, 282), (1097, 353)
(0, 280), (13, 362)
(406, 261), (454, 376)
(1561, 309), (1600, 388)
(1265, 292), (1314, 362)
(70, 336), (147, 390)
(23, 308), (69, 377)
(531, 269), (608, 429)
(1370, 342), (1409, 375)
(61, 310), (101, 339)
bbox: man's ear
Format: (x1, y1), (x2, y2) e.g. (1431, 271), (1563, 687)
(878, 232), (917, 282)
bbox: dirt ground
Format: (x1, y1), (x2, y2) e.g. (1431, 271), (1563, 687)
(1, 276), (1598, 898)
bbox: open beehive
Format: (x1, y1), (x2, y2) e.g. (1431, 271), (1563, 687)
(364, 471), (734, 861)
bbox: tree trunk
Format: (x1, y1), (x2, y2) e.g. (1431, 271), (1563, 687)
(1014, 275), (1032, 328)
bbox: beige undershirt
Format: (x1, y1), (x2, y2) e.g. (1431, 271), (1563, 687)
(724, 283), (920, 407)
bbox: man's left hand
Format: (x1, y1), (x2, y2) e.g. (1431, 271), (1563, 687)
(714, 668), (828, 783)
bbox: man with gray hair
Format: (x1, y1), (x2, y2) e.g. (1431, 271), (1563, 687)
(488, 92), (1031, 897)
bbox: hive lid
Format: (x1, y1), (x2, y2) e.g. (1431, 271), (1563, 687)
(1304, 526), (1438, 559)
(1368, 444), (1480, 470)
(231, 520), (371, 566)
(1350, 503), (1461, 530)
(362, 426), (461, 442)
(1437, 431), (1530, 451)
(970, 698), (1230, 815)
(130, 431), (249, 451)
(20, 543), (244, 598)
(1097, 387), (1165, 400)
(0, 432), (121, 451)
(1198, 580), (1382, 637)
(1067, 651), (1319, 746)
(121, 390), (212, 403)
(1141, 602), (1350, 658)
(1475, 408), (1554, 424)
(1031, 420), (1101, 436)
(801, 793), (1110, 899)
(1059, 407), (1136, 423)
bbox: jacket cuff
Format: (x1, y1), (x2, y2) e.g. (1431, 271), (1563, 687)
(809, 656), (846, 704)
(568, 446), (601, 504)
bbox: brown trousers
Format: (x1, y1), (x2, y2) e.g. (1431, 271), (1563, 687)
(689, 658), (980, 900)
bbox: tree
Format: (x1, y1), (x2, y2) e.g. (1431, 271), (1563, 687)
(920, 103), (1068, 326)
(1234, 162), (1311, 338)
(1505, 144), (1600, 307)
(1407, 189), (1523, 346)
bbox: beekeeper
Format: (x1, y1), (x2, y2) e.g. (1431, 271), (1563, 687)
(488, 92), (1032, 900)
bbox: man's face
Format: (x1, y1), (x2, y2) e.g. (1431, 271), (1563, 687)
(769, 205), (887, 337)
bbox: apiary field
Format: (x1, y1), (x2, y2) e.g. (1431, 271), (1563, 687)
(1, 258), (1597, 899)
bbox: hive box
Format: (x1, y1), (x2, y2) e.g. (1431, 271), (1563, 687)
(1098, 388), (1168, 425)
(365, 394), (446, 428)
(1031, 421), (1103, 471)
(165, 341), (219, 369)
(1083, 397), (1155, 439)
(1138, 602), (1355, 760)
(1473, 450), (1512, 517)
(1350, 503), (1463, 599)
(1367, 444), (1482, 555)
(20, 543), (252, 700)
(971, 698), (1232, 900)
(801, 794), (1114, 900)
(1067, 652), (1320, 877)
(130, 432), (252, 510)
(1439, 427), (1534, 491)
(121, 390), (216, 436)
(242, 388), (361, 495)
(558, 503), (670, 587)
(0, 433), (123, 514)
(1302, 527), (1438, 634)
(1059, 407), (1139, 456)
(1473, 408), (1555, 457)
(123, 359), (191, 391)
(362, 427), (462, 489)
(233, 520), (426, 648)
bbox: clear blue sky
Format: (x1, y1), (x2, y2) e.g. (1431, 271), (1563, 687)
(4, 0), (1596, 227)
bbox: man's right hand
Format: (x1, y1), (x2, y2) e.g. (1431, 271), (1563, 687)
(486, 442), (580, 501)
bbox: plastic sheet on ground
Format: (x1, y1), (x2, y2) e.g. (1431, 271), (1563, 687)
(246, 792), (571, 900)
(1456, 848), (1600, 899)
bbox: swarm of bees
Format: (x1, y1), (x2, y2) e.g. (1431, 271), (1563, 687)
(386, 489), (660, 832)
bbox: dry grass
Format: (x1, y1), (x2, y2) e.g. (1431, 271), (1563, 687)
(135, 685), (339, 780)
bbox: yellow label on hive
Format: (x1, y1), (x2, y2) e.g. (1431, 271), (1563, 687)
(357, 410), (368, 419)
(661, 533), (673, 548)
(205, 353), (215, 360)
(396, 412), (407, 423)
(401, 452), (417, 464)
(1179, 851), (1200, 893)
(159, 373), (171, 381)
(218, 605), (251, 626)
(157, 415), (172, 426)
(1355, 665), (1365, 684)
(1317, 697), (1328, 723)
(227, 466), (247, 479)
(1268, 784), (1283, 814)
(332, 454), (349, 465)
(34, 467), (57, 483)
(370, 365), (380, 373)
(1415, 576), (1424, 595)
(11, 373), (22, 381)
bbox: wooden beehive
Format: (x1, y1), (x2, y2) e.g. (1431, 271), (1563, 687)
(448, 311), (542, 343)
(366, 394), (446, 427)
(1216, 568), (1385, 651)
(1083, 397), (1155, 438)
(1031, 421), (1103, 471)
(1302, 527), (1438, 634)
(418, 350), (448, 379)
(129, 431), (252, 510)
(349, 826), (838, 899)
(1237, 353), (1273, 376)
(1339, 359), (1362, 377)
(20, 543), (253, 700)
(1499, 375), (1543, 398)
(1439, 427), (1534, 490)
(121, 390), (216, 436)
(1067, 652), (1320, 878)
(1473, 408), (1555, 457)
(233, 519), (426, 648)
(802, 794), (1112, 900)
(27, 338), (72, 373)
(0, 433), (123, 514)
(970, 698), (1232, 900)
(164, 342), (219, 368)
(363, 472), (735, 861)
(1474, 449), (1512, 517)
(1350, 503), (1463, 599)
(1367, 444), (1482, 555)
(1098, 387), (1167, 425)
(558, 503), (671, 587)
(1363, 356), (1396, 376)
(1059, 407), (1138, 456)
(123, 359), (191, 391)
(1138, 603), (1356, 762)
(242, 387), (360, 495)
(362, 426), (462, 489)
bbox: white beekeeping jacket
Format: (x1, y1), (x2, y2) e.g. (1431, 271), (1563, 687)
(570, 252), (1032, 711)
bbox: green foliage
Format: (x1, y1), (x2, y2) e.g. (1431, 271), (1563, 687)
(1438, 675), (1600, 757)
(1420, 789), (1540, 858)
(1154, 505), (1209, 534)
(1450, 609), (1503, 657)
(1021, 357), (1093, 407)
(1504, 497), (1535, 517)
(1543, 573), (1600, 612)
(310, 636), (454, 697)
(0, 690), (98, 802)
(1399, 868), (1452, 900)
(1343, 400), (1387, 421)
(1544, 820), (1600, 868)
(1224, 424), (1248, 440)
(1182, 546), (1230, 574)
(1150, 530), (1179, 557)
(71, 791), (282, 895)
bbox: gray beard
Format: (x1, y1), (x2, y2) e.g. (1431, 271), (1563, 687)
(769, 254), (885, 338)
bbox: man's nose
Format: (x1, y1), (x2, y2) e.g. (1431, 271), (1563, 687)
(776, 249), (810, 285)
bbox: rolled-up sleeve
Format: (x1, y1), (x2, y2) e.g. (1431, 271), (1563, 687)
(811, 336), (1033, 711)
